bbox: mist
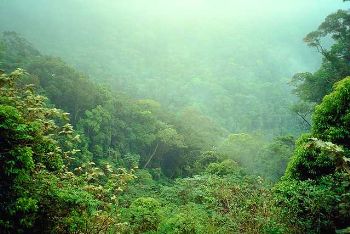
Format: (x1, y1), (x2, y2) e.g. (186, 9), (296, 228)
(0, 0), (347, 135)
(1, 1), (350, 232)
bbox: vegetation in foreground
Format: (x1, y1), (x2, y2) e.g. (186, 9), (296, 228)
(1, 2), (350, 234)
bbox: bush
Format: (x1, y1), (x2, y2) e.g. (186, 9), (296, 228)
(158, 204), (210, 234)
(205, 159), (242, 176)
(126, 197), (161, 233)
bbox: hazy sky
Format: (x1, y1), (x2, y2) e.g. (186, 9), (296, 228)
(0, 0), (347, 84)
(0, 0), (347, 53)
(0, 0), (347, 54)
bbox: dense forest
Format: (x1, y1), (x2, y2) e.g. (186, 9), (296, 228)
(1, 0), (350, 233)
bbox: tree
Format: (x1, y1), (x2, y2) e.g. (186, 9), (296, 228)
(291, 10), (350, 104)
(275, 77), (350, 233)
(313, 77), (350, 148)
(0, 69), (135, 233)
(0, 69), (72, 231)
(126, 197), (162, 233)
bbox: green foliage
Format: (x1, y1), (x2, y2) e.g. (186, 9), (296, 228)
(0, 69), (135, 233)
(219, 133), (265, 170)
(206, 159), (242, 176)
(0, 69), (68, 231)
(290, 101), (314, 128)
(0, 1), (317, 136)
(313, 77), (350, 147)
(157, 173), (286, 233)
(77, 98), (191, 176)
(2, 3), (349, 232)
(274, 174), (350, 233)
(257, 136), (295, 182)
(123, 153), (141, 169)
(0, 31), (299, 182)
(277, 73), (350, 232)
(290, 8), (350, 130)
(191, 150), (223, 174)
(0, 32), (217, 178)
(0, 31), (40, 72)
(126, 197), (162, 233)
(158, 204), (210, 234)
(284, 135), (336, 180)
(292, 10), (350, 104)
(174, 107), (227, 150)
(279, 7), (350, 232)
(26, 57), (108, 124)
(218, 133), (294, 181)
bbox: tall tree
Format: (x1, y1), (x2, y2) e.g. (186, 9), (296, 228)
(275, 77), (350, 233)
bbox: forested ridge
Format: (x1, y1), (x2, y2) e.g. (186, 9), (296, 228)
(1, 1), (350, 233)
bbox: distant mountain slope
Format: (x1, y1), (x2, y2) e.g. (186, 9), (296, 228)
(0, 0), (346, 136)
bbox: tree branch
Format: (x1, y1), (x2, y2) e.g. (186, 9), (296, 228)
(143, 142), (159, 168)
(296, 112), (311, 127)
